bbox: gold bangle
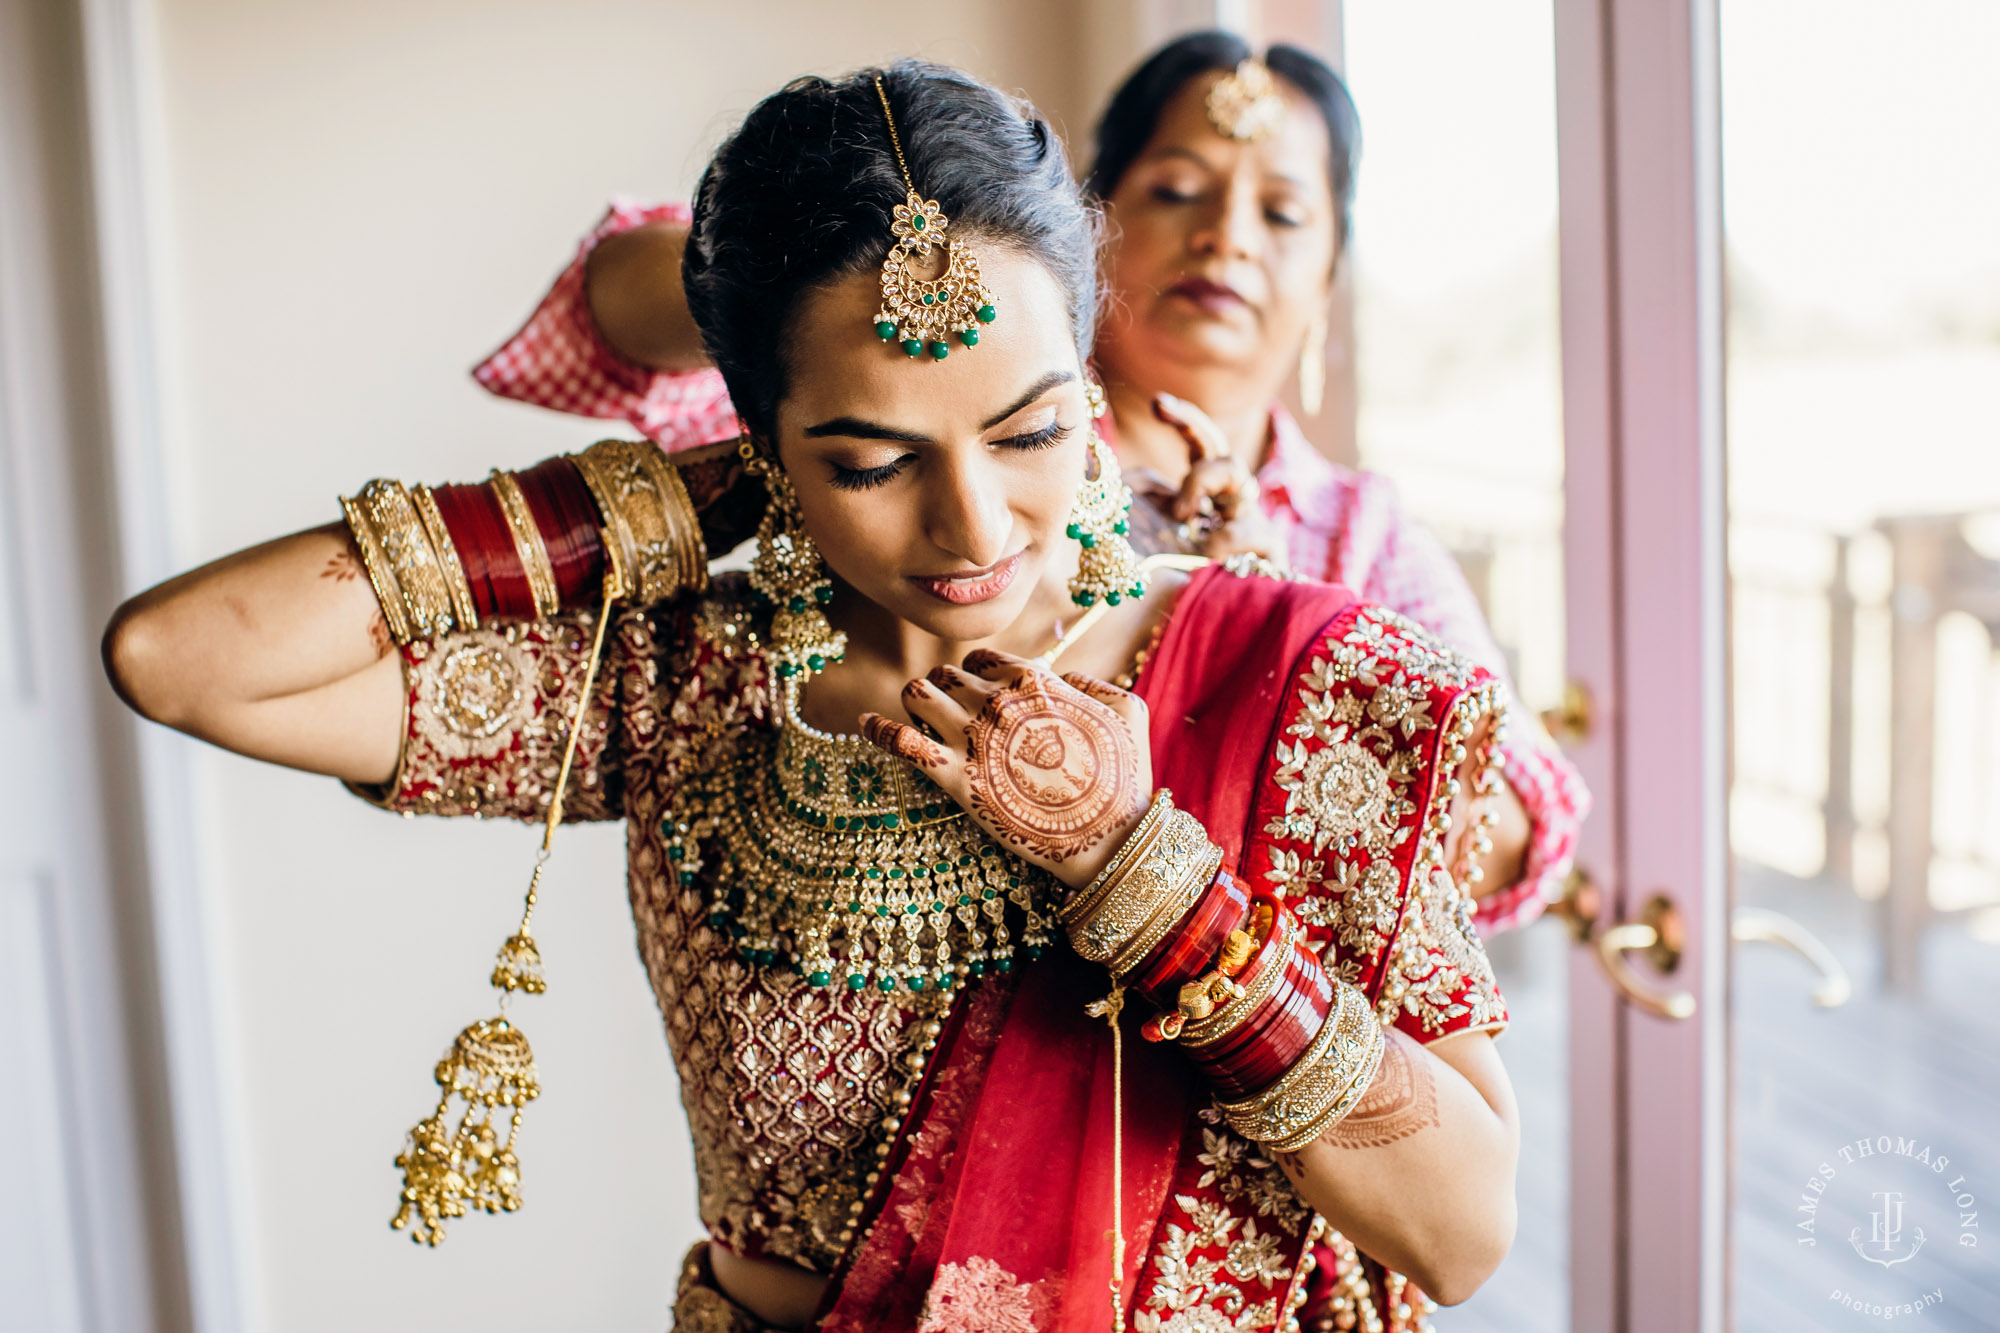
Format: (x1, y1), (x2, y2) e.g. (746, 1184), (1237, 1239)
(488, 469), (561, 619)
(1059, 788), (1176, 928)
(568, 439), (708, 605)
(411, 484), (479, 631)
(1181, 905), (1301, 1051)
(1068, 805), (1218, 971)
(1219, 981), (1385, 1152)
(342, 480), (456, 643)
(1107, 836), (1222, 981)
(340, 490), (412, 644)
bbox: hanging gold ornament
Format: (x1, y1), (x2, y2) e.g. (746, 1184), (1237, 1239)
(1205, 59), (1285, 142)
(390, 571), (622, 1246)
(868, 77), (997, 361)
(741, 442), (846, 685)
(1065, 431), (1146, 609)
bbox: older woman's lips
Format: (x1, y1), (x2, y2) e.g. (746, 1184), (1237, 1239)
(1166, 276), (1249, 315)
(910, 554), (1022, 605)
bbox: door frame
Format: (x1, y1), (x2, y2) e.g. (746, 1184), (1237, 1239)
(1554, 0), (1731, 1330)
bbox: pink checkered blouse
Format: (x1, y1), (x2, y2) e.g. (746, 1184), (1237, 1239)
(471, 200), (1588, 932)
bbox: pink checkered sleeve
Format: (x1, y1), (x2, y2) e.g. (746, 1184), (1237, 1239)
(471, 199), (738, 452)
(1343, 495), (1590, 933)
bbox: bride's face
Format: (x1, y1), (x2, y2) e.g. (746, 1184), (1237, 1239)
(774, 248), (1089, 642)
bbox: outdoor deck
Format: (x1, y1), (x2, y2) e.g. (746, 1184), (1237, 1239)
(1448, 863), (2000, 1333)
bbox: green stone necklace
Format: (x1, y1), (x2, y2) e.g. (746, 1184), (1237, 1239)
(660, 679), (1060, 999)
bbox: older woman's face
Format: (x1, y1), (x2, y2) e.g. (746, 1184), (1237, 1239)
(775, 248), (1087, 642)
(1096, 72), (1339, 383)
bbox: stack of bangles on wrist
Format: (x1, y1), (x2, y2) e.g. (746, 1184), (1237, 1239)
(1062, 789), (1386, 1154)
(340, 439), (707, 642)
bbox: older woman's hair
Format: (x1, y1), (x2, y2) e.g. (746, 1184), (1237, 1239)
(683, 60), (1098, 441)
(1087, 31), (1361, 248)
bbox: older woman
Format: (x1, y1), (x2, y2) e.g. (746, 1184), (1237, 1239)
(472, 35), (1586, 943)
(107, 60), (1519, 1332)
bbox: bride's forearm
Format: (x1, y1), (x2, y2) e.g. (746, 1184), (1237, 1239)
(1279, 1028), (1519, 1306)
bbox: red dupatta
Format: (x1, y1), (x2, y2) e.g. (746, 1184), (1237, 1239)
(818, 564), (1502, 1332)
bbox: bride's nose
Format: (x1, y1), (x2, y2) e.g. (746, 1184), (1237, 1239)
(921, 453), (1013, 569)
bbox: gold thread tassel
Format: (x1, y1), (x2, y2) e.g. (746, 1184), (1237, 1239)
(391, 1017), (540, 1245)
(390, 572), (622, 1244)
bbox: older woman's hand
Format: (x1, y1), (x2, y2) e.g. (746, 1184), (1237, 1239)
(858, 649), (1154, 890)
(1129, 393), (1290, 567)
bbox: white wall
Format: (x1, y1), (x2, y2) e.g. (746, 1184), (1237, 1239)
(143, 3), (1102, 1329)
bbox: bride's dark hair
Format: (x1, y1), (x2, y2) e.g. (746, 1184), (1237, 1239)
(683, 60), (1098, 440)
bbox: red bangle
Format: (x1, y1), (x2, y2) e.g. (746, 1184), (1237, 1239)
(513, 457), (607, 607)
(430, 481), (537, 621)
(1226, 946), (1332, 1092)
(1128, 865), (1251, 1006)
(1198, 938), (1334, 1097)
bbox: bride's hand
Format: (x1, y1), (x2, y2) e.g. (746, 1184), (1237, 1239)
(858, 649), (1154, 890)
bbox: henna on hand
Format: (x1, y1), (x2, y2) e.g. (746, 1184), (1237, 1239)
(961, 646), (1031, 681)
(1060, 671), (1132, 708)
(1320, 1028), (1439, 1151)
(961, 671), (1143, 864)
(860, 711), (950, 770)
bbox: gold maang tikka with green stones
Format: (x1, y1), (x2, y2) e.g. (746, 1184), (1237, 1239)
(871, 76), (998, 360)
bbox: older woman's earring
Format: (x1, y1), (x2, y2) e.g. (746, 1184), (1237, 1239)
(1067, 431), (1146, 608)
(1299, 309), (1329, 419)
(740, 441), (846, 681)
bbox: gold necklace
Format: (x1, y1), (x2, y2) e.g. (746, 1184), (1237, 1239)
(662, 677), (1060, 997)
(662, 553), (1203, 997)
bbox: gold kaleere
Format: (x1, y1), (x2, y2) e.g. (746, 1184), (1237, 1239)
(391, 570), (623, 1245)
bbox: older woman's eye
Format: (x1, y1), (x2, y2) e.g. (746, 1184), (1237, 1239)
(1266, 207), (1309, 228)
(994, 422), (1072, 453)
(828, 456), (913, 492)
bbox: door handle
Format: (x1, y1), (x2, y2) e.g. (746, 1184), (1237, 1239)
(1551, 870), (1698, 1021)
(1731, 907), (1852, 1007)
(1540, 680), (1594, 747)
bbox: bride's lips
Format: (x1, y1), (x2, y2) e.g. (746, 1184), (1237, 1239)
(909, 554), (1023, 605)
(1166, 275), (1250, 316)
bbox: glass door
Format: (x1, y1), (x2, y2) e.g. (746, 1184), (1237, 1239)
(1336, 4), (1577, 1327)
(1720, 3), (2000, 1328)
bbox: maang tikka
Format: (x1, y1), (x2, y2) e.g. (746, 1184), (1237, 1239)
(870, 76), (998, 360)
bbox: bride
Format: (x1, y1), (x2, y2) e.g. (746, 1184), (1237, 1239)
(106, 60), (1519, 1333)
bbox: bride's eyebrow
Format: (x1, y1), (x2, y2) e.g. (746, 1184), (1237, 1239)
(802, 369), (1076, 443)
(979, 369), (1075, 430)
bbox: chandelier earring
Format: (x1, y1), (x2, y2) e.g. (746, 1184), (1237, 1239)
(1066, 430), (1146, 608)
(739, 439), (846, 682)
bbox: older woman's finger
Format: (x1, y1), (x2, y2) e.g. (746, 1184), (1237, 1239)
(1153, 392), (1233, 463)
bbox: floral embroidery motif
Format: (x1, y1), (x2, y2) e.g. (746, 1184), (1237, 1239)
(433, 640), (526, 741)
(918, 1256), (1051, 1333)
(1134, 601), (1507, 1333)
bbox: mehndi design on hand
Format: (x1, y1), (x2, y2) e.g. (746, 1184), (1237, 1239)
(959, 667), (1143, 865)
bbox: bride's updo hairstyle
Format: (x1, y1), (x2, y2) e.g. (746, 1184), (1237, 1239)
(683, 60), (1098, 442)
